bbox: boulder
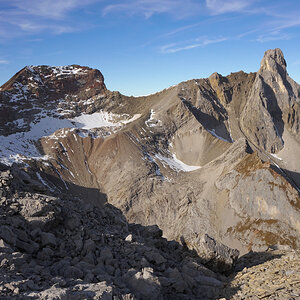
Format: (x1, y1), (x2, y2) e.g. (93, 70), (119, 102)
(41, 232), (57, 248)
(0, 225), (17, 246)
(195, 234), (239, 273)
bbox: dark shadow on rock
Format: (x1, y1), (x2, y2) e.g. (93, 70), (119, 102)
(280, 168), (300, 193)
(2, 163), (293, 299)
(12, 161), (108, 208)
(270, 165), (300, 198)
(261, 77), (284, 141)
(233, 251), (284, 272)
(180, 98), (232, 143)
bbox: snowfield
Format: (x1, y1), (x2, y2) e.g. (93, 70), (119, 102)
(155, 153), (201, 172)
(0, 111), (141, 165)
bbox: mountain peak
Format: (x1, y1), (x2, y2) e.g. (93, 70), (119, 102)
(260, 48), (287, 74)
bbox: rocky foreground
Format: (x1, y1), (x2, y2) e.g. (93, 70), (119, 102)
(224, 250), (300, 300)
(0, 163), (299, 299)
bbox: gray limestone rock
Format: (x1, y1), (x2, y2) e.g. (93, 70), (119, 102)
(195, 234), (240, 273)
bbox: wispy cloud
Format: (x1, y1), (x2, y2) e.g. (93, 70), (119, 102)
(103, 0), (203, 19)
(251, 11), (300, 43)
(10, 0), (97, 19)
(205, 0), (253, 15)
(268, 17), (300, 32)
(0, 59), (9, 64)
(255, 31), (293, 43)
(161, 36), (228, 53)
(0, 0), (98, 38)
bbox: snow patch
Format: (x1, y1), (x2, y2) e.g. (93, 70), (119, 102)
(155, 153), (201, 172)
(12, 118), (27, 128)
(145, 109), (162, 128)
(72, 112), (141, 129)
(143, 152), (165, 180)
(0, 110), (141, 165)
(50, 66), (88, 77)
(36, 172), (55, 192)
(270, 153), (283, 161)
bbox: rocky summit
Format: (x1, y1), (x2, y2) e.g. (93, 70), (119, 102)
(0, 48), (299, 299)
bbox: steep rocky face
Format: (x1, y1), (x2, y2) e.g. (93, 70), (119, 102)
(240, 48), (300, 152)
(0, 49), (299, 260)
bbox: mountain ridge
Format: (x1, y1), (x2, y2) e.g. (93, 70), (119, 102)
(0, 48), (299, 299)
(0, 48), (299, 256)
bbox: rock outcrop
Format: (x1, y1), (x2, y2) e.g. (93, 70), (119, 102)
(240, 48), (300, 152)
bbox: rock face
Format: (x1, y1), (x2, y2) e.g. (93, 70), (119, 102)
(240, 48), (300, 153)
(193, 234), (240, 273)
(0, 49), (299, 298)
(0, 65), (107, 136)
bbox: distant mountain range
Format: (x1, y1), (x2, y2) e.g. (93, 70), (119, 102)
(0, 48), (299, 255)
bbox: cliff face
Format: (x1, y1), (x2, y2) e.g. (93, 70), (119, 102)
(0, 49), (299, 257)
(240, 48), (300, 152)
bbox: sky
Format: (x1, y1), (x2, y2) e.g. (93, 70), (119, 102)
(0, 0), (299, 96)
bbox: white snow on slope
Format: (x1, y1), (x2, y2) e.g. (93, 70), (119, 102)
(0, 116), (74, 165)
(72, 112), (115, 128)
(145, 109), (162, 128)
(0, 111), (141, 165)
(73, 112), (141, 129)
(270, 153), (283, 161)
(155, 153), (201, 172)
(49, 66), (88, 77)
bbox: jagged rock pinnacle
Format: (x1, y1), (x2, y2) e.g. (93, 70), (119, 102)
(260, 48), (287, 74)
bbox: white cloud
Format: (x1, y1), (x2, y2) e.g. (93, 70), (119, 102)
(205, 0), (252, 15)
(0, 0), (98, 37)
(269, 18), (300, 32)
(10, 0), (96, 19)
(103, 0), (202, 19)
(161, 36), (228, 53)
(0, 60), (9, 64)
(255, 31), (293, 43)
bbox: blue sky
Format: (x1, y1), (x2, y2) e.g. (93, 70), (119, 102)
(0, 0), (299, 96)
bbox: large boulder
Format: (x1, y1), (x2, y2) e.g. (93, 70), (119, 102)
(193, 234), (239, 273)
